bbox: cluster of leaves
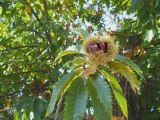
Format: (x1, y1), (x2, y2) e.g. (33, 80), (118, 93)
(0, 0), (160, 119)
(0, 0), (114, 119)
(110, 0), (160, 119)
(136, 45), (160, 120)
(45, 31), (143, 120)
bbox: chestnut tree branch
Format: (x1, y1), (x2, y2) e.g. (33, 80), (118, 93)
(43, 0), (49, 21)
(55, 92), (65, 120)
(27, 3), (53, 44)
(0, 89), (28, 99)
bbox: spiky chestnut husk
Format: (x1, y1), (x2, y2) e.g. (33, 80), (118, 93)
(42, 90), (51, 100)
(82, 35), (118, 65)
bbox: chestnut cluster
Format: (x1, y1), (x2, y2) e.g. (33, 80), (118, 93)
(87, 42), (108, 53)
(82, 35), (118, 65)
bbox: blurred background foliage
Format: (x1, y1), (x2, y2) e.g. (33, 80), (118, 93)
(0, 0), (160, 119)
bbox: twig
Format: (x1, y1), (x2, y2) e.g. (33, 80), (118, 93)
(30, 6), (43, 26)
(43, 0), (49, 21)
(17, 70), (48, 74)
(55, 92), (65, 120)
(22, 29), (45, 39)
(28, 3), (53, 44)
(0, 89), (27, 99)
(10, 45), (38, 49)
(25, 2), (53, 60)
(45, 31), (53, 44)
(1, 70), (49, 78)
(42, 0), (53, 44)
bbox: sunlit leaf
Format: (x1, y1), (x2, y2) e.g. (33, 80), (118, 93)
(46, 70), (81, 116)
(73, 57), (87, 65)
(14, 110), (20, 120)
(25, 4), (31, 14)
(64, 77), (87, 120)
(87, 78), (111, 120)
(108, 61), (140, 93)
(91, 75), (112, 119)
(72, 57), (87, 70)
(115, 55), (144, 79)
(101, 69), (128, 118)
(54, 50), (81, 63)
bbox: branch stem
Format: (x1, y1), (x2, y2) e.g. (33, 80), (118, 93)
(55, 92), (65, 120)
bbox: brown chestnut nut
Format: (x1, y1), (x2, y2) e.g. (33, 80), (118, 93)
(98, 42), (108, 53)
(87, 43), (100, 53)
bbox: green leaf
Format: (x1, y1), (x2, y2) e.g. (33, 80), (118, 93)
(101, 69), (128, 118)
(122, 0), (128, 6)
(14, 108), (23, 120)
(46, 71), (81, 117)
(14, 110), (19, 120)
(128, 0), (141, 13)
(77, 29), (90, 40)
(74, 57), (87, 65)
(72, 57), (87, 69)
(33, 98), (48, 120)
(14, 96), (34, 120)
(87, 78), (111, 120)
(64, 77), (87, 120)
(24, 96), (34, 119)
(91, 75), (112, 118)
(54, 50), (80, 63)
(115, 55), (144, 79)
(108, 61), (140, 93)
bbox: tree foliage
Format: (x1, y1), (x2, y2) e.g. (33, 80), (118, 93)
(0, 0), (160, 120)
